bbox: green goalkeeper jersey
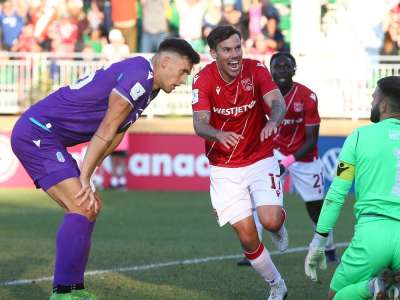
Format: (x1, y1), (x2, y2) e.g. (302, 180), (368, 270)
(317, 118), (400, 233)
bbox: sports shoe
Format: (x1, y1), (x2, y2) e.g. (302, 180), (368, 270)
(237, 256), (251, 266)
(369, 269), (394, 300)
(72, 290), (98, 300)
(267, 279), (288, 300)
(325, 248), (339, 263)
(270, 225), (288, 252)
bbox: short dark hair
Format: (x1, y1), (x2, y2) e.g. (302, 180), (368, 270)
(377, 76), (400, 112)
(270, 52), (297, 69)
(207, 25), (242, 50)
(158, 38), (200, 65)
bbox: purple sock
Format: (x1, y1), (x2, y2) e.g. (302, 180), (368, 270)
(53, 213), (95, 286)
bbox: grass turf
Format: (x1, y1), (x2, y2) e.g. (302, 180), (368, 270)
(0, 189), (355, 300)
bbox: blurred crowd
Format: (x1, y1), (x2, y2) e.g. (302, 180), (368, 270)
(0, 0), (288, 60)
(382, 1), (400, 56)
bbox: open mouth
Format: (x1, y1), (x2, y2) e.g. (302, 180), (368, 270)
(227, 60), (240, 72)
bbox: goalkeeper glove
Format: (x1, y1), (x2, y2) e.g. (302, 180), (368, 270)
(305, 233), (328, 282)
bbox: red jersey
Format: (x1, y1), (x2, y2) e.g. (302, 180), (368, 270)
(192, 59), (278, 167)
(273, 82), (320, 162)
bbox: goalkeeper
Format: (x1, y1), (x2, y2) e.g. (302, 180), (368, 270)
(305, 76), (400, 300)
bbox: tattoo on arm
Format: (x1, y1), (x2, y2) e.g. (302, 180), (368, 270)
(269, 99), (286, 125)
(193, 111), (220, 141)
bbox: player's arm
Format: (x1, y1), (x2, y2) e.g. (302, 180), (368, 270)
(305, 132), (356, 282)
(294, 125), (319, 160)
(193, 110), (243, 149)
(316, 160), (355, 235)
(261, 89), (286, 141)
(98, 131), (126, 165)
(77, 91), (132, 206)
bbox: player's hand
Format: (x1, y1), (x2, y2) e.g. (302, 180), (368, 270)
(216, 131), (244, 149)
(76, 178), (99, 213)
(260, 121), (278, 141)
(305, 245), (326, 282)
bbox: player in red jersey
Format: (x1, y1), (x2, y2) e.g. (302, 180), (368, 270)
(192, 25), (288, 300)
(271, 52), (337, 262)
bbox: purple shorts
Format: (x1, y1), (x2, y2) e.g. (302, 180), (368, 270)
(10, 116), (80, 191)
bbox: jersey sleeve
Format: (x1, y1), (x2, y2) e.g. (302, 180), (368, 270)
(113, 61), (149, 107)
(303, 89), (320, 125)
(339, 129), (358, 165)
(316, 131), (358, 234)
(253, 61), (278, 97)
(192, 72), (211, 112)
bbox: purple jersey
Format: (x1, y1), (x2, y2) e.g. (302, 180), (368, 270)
(24, 56), (158, 146)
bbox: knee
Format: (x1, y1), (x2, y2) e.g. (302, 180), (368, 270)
(261, 209), (285, 232)
(69, 207), (100, 222)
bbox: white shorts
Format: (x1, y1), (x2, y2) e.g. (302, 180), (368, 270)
(274, 149), (324, 202)
(210, 157), (283, 227)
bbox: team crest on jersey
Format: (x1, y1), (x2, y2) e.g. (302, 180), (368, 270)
(241, 78), (253, 91)
(193, 74), (199, 84)
(293, 102), (303, 112)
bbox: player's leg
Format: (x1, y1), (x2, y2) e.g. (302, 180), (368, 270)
(387, 220), (400, 300)
(334, 269), (395, 300)
(290, 159), (338, 262)
(330, 219), (394, 299)
(210, 164), (287, 299)
(248, 157), (288, 252)
(11, 119), (98, 299)
(237, 207), (262, 266)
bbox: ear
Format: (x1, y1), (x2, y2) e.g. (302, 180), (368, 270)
(160, 54), (171, 69)
(210, 48), (217, 60)
(380, 99), (389, 113)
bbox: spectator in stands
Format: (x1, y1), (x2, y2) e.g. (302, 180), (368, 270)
(202, 0), (222, 43)
(101, 28), (129, 62)
(47, 12), (79, 54)
(0, 0), (27, 51)
(83, 28), (106, 54)
(381, 1), (400, 56)
(140, 0), (170, 53)
(86, 0), (104, 31)
(219, 0), (247, 40)
(111, 0), (138, 52)
(176, 0), (208, 53)
(11, 21), (42, 52)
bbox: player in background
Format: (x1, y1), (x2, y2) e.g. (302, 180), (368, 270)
(11, 38), (200, 300)
(192, 25), (288, 300)
(238, 52), (337, 267)
(304, 76), (400, 300)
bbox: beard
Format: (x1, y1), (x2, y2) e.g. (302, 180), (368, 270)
(370, 104), (380, 123)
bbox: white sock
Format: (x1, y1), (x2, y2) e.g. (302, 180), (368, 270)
(245, 243), (281, 285)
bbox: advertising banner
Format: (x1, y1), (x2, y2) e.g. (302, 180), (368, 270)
(0, 131), (346, 192)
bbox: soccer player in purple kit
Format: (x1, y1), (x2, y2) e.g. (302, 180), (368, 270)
(10, 38), (200, 300)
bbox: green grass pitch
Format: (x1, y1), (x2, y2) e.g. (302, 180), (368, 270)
(0, 189), (355, 300)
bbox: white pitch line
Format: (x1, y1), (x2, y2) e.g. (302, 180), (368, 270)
(0, 242), (348, 287)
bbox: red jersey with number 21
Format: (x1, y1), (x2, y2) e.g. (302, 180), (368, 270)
(273, 82), (320, 161)
(192, 59), (278, 167)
